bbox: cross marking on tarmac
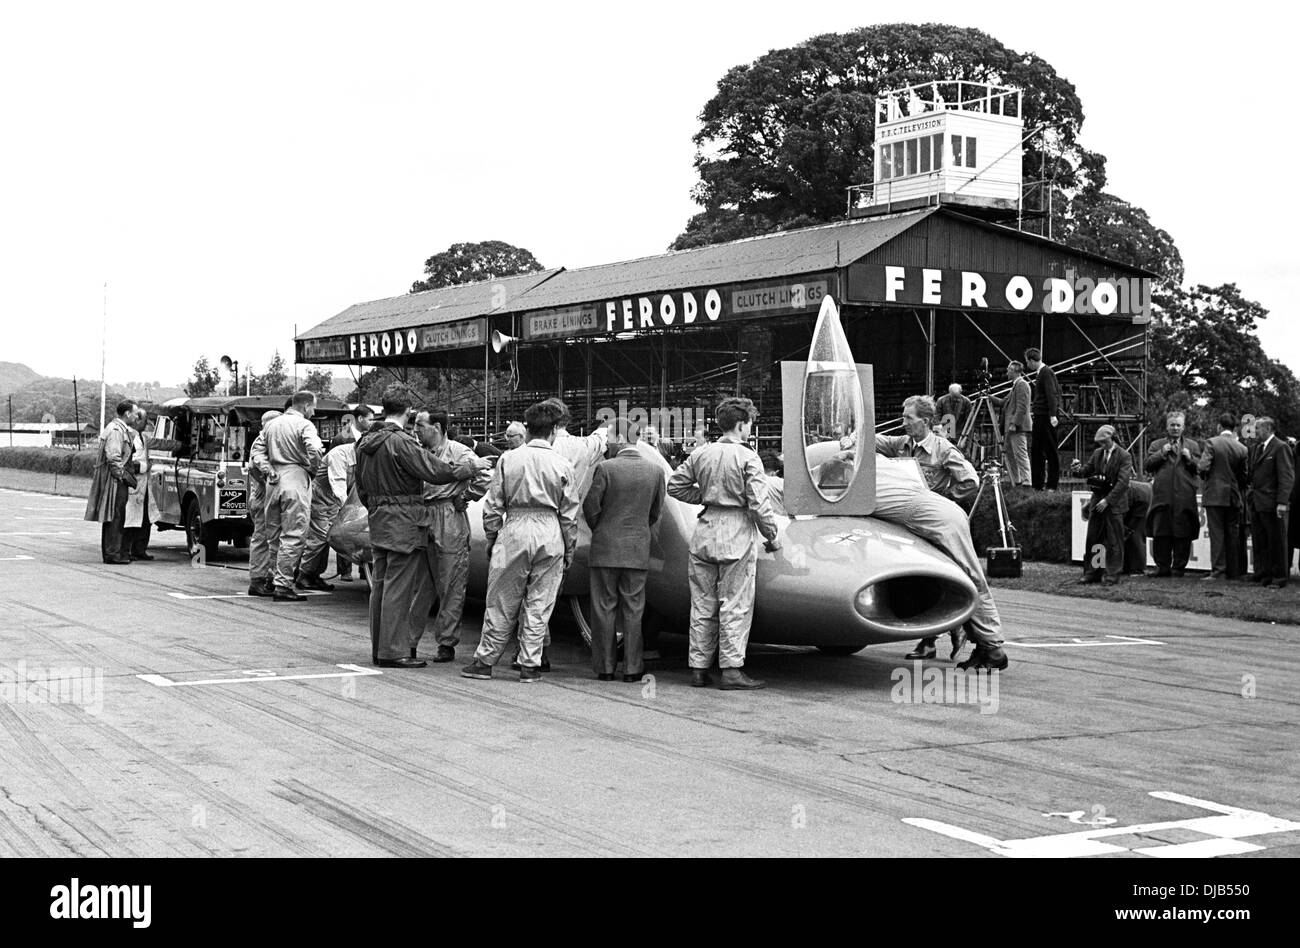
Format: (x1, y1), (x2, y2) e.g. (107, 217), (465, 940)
(137, 664), (382, 687)
(904, 791), (1300, 857)
(1003, 634), (1164, 648)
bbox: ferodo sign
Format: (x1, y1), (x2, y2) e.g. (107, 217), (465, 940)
(344, 319), (485, 360)
(848, 265), (1151, 321)
(522, 275), (835, 341)
(351, 329), (419, 360)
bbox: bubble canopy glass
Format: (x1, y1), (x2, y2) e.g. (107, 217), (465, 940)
(802, 297), (865, 501)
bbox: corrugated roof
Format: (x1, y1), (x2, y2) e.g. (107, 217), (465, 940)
(297, 268), (563, 341)
(513, 209), (937, 311)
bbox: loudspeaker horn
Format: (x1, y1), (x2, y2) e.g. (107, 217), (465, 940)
(491, 330), (517, 353)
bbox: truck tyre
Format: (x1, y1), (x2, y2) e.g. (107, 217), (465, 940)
(183, 498), (220, 563)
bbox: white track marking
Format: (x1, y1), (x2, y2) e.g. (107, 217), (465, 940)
(904, 791), (1300, 857)
(0, 555), (34, 561)
(0, 531), (72, 536)
(14, 516), (83, 520)
(1004, 634), (1164, 648)
(137, 664), (381, 687)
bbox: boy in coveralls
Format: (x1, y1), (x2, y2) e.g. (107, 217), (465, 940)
(667, 397), (781, 690)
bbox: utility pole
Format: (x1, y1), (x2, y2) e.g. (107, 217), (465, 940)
(73, 376), (83, 449)
(100, 282), (108, 431)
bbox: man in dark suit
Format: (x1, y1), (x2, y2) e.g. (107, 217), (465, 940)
(1144, 410), (1202, 577)
(1070, 425), (1133, 585)
(1025, 348), (1060, 490)
(582, 419), (666, 682)
(1289, 438), (1300, 578)
(1123, 480), (1153, 574)
(1246, 417), (1294, 588)
(1198, 412), (1248, 580)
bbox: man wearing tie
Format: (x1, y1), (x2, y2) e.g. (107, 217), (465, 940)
(582, 419), (665, 682)
(1070, 424), (1133, 585)
(992, 361), (1033, 486)
(1246, 416), (1294, 588)
(1198, 412), (1248, 581)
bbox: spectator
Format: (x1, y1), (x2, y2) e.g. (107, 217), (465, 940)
(1144, 410), (1202, 577)
(1024, 348), (1060, 490)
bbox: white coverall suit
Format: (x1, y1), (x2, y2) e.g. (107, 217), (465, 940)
(474, 439), (580, 669)
(409, 437), (490, 651)
(871, 454), (1005, 649)
(667, 435), (779, 670)
(251, 409), (324, 591)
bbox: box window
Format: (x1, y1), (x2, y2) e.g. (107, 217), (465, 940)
(892, 142), (904, 178)
(879, 144), (891, 180)
(966, 136), (977, 168)
(919, 135), (931, 173)
(951, 134), (962, 166)
(932, 133), (944, 169)
(906, 138), (918, 176)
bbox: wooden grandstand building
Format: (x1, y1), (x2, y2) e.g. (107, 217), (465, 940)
(296, 204), (1153, 467)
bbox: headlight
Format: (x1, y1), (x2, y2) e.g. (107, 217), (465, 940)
(217, 471), (226, 486)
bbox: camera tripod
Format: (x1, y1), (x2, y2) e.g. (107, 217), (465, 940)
(968, 459), (1018, 549)
(957, 390), (1005, 468)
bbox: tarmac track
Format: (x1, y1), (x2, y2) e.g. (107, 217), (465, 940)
(1, 486), (1298, 857)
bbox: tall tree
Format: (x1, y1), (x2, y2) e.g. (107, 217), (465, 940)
(184, 357), (221, 398)
(1148, 284), (1300, 435)
(673, 23), (1102, 249)
(301, 368), (334, 397)
(410, 240), (544, 293)
(1058, 191), (1184, 288)
(248, 351), (293, 396)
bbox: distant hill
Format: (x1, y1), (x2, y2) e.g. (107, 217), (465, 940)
(0, 362), (42, 398)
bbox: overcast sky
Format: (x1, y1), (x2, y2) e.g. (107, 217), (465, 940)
(1, 1), (1295, 390)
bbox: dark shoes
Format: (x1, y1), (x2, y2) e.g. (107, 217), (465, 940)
(1078, 575), (1101, 585)
(375, 657), (427, 669)
(519, 667), (543, 683)
(131, 552), (155, 561)
(958, 647), (1009, 671)
(431, 646), (456, 663)
(295, 574), (335, 592)
(905, 638), (938, 660)
(461, 660), (493, 680)
(596, 673), (616, 681)
(1146, 568), (1172, 578)
(719, 668), (765, 690)
(272, 588), (307, 602)
(1101, 577), (1119, 586)
(690, 669), (713, 688)
(510, 653), (550, 672)
(623, 672), (645, 683)
(949, 627), (968, 658)
(247, 582), (274, 597)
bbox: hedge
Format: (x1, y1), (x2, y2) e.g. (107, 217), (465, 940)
(0, 447), (99, 478)
(969, 485), (1073, 563)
